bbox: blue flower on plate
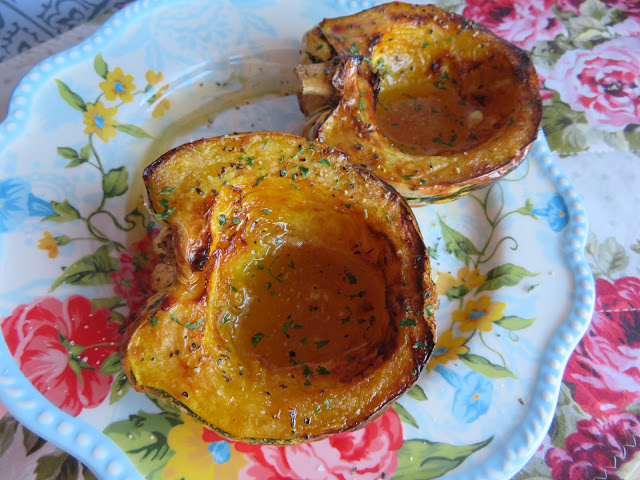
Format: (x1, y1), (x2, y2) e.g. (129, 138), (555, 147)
(0, 177), (54, 233)
(532, 194), (569, 232)
(208, 440), (231, 464)
(435, 364), (493, 423)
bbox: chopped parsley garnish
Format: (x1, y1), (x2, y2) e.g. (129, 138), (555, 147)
(170, 313), (182, 325)
(232, 217), (241, 224)
(400, 317), (416, 327)
(283, 320), (293, 333)
(251, 333), (266, 347)
(155, 207), (175, 221)
(298, 166), (309, 178)
(185, 317), (205, 330)
(318, 158), (330, 166)
(218, 214), (227, 226)
(252, 175), (267, 187)
(262, 208), (272, 215)
(292, 144), (314, 158)
(222, 313), (231, 324)
(317, 365), (331, 375)
(158, 186), (175, 195)
(229, 284), (238, 292)
(148, 315), (158, 327)
(344, 267), (357, 284)
(315, 340), (330, 349)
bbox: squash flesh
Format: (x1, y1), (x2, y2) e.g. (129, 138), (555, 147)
(121, 133), (436, 443)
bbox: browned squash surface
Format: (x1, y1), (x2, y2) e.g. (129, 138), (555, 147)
(120, 132), (437, 443)
(297, 2), (543, 204)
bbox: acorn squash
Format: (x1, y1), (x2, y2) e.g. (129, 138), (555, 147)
(296, 2), (542, 205)
(120, 132), (437, 443)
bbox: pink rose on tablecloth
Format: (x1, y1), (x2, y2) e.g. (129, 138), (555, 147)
(462, 0), (566, 50)
(110, 229), (159, 317)
(545, 37), (640, 130)
(1, 295), (121, 416)
(545, 411), (640, 480)
(235, 409), (403, 480)
(563, 276), (640, 417)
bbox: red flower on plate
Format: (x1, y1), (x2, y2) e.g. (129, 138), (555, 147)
(545, 411), (640, 480)
(564, 276), (640, 417)
(110, 229), (159, 317)
(235, 409), (403, 480)
(1, 295), (122, 416)
(545, 37), (640, 130)
(462, 0), (566, 50)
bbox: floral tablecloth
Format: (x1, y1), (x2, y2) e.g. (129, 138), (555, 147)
(0, 0), (639, 479)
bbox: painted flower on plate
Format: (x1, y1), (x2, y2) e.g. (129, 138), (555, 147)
(83, 101), (120, 142)
(532, 193), (569, 231)
(1, 295), (121, 416)
(437, 265), (486, 299)
(545, 36), (640, 130)
(452, 296), (507, 332)
(462, 0), (566, 50)
(0, 177), (54, 233)
(436, 365), (493, 423)
(545, 411), (640, 480)
(110, 230), (159, 317)
(99, 66), (136, 103)
(37, 231), (59, 258)
(164, 415), (247, 480)
(564, 276), (640, 417)
(429, 330), (469, 369)
(145, 69), (171, 118)
(234, 408), (403, 480)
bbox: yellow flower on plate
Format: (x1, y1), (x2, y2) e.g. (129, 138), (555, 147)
(38, 231), (58, 258)
(457, 265), (486, 289)
(429, 330), (469, 368)
(83, 101), (119, 142)
(152, 96), (171, 118)
(145, 69), (165, 87)
(436, 266), (487, 297)
(145, 69), (171, 118)
(99, 66), (136, 103)
(452, 295), (506, 332)
(163, 414), (246, 480)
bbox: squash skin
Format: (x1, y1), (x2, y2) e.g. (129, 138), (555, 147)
(120, 132), (437, 444)
(296, 2), (543, 205)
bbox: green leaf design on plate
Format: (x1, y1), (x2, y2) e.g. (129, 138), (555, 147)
(43, 199), (80, 223)
(103, 166), (129, 198)
(394, 436), (493, 479)
(459, 353), (518, 379)
(110, 371), (131, 405)
(104, 410), (182, 479)
(495, 315), (535, 331)
(445, 284), (469, 300)
(438, 214), (479, 263)
(99, 352), (122, 375)
(477, 263), (539, 292)
(394, 403), (419, 428)
(94, 53), (108, 79)
(55, 79), (86, 112)
(57, 146), (79, 160)
(116, 124), (152, 138)
(406, 384), (428, 401)
(91, 296), (124, 310)
(50, 245), (118, 291)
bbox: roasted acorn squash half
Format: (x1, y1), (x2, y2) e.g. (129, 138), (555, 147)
(296, 2), (542, 205)
(120, 132), (437, 444)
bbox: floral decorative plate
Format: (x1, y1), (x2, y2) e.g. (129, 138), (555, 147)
(0, 1), (595, 479)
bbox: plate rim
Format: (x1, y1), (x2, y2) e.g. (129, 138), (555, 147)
(0, 1), (595, 479)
